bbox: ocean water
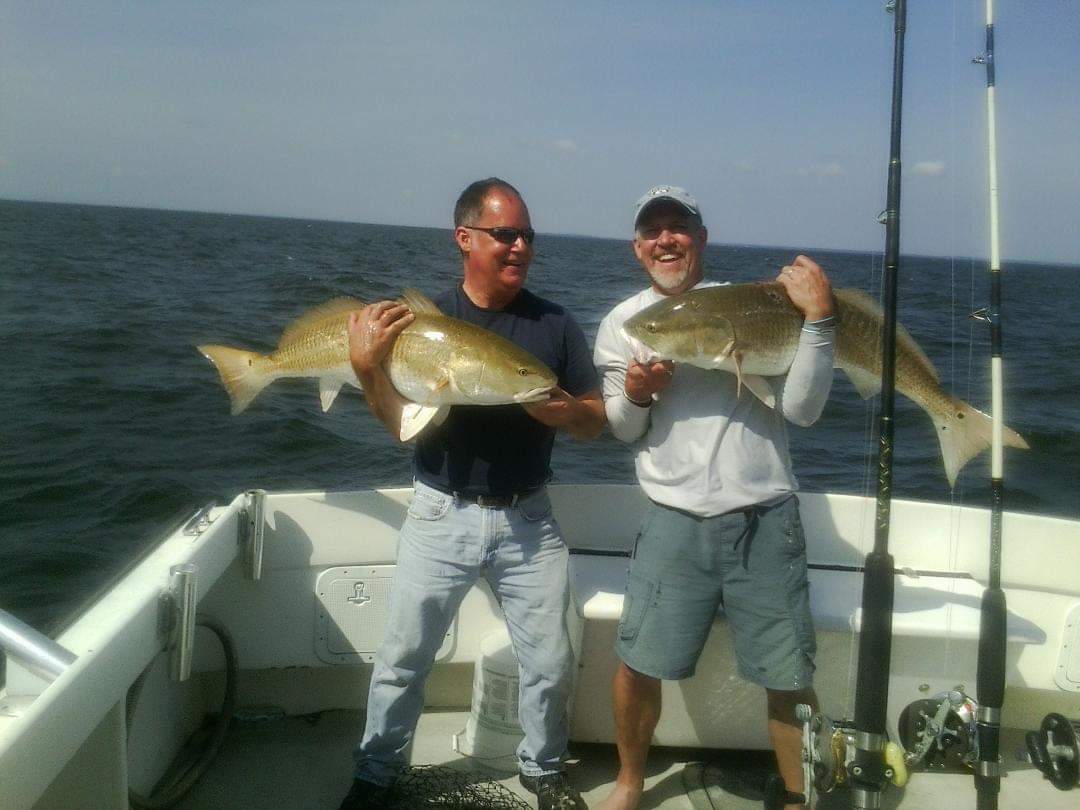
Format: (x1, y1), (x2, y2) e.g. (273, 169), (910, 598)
(2, 199), (1077, 638)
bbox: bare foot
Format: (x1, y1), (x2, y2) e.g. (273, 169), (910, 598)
(594, 782), (643, 810)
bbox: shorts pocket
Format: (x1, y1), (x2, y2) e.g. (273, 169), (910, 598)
(618, 570), (656, 642)
(780, 495), (806, 555)
(406, 489), (451, 522)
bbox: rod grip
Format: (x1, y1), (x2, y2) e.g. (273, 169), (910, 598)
(977, 588), (1007, 707)
(854, 552), (895, 732)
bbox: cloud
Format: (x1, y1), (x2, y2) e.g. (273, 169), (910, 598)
(912, 161), (946, 176)
(798, 163), (845, 177)
(552, 138), (580, 154)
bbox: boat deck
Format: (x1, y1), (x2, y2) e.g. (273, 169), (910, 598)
(171, 709), (1071, 809)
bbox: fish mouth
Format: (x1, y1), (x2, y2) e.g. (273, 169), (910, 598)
(514, 385), (555, 403)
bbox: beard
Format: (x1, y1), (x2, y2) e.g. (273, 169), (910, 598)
(647, 262), (691, 293)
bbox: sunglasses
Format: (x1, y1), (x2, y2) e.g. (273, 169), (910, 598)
(462, 225), (536, 245)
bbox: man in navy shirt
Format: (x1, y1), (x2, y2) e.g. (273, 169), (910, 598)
(340, 178), (603, 810)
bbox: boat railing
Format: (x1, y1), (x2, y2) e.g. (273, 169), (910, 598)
(0, 607), (77, 685)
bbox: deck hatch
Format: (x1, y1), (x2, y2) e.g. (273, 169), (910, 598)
(1055, 602), (1080, 692)
(314, 565), (454, 664)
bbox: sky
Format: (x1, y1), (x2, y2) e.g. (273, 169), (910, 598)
(2, 1), (1078, 264)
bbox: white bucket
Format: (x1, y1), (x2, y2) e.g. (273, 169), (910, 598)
(451, 628), (523, 773)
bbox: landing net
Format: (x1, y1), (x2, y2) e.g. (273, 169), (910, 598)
(380, 764), (532, 809)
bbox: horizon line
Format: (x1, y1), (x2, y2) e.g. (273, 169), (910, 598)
(2, 196), (1074, 269)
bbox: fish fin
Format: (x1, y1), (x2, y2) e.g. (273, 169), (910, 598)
(731, 351), (744, 398)
(197, 344), (274, 415)
(319, 379), (344, 412)
(840, 364), (881, 399)
(740, 375), (777, 408)
(399, 288), (441, 314)
(278, 298), (366, 348)
(429, 376), (450, 393)
(932, 397), (1030, 487)
(399, 402), (449, 441)
(709, 337), (737, 369)
(712, 352), (776, 407)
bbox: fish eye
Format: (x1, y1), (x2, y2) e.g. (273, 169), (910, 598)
(645, 322), (658, 333)
(518, 367), (529, 376)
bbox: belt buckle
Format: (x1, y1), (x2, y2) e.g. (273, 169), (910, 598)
(474, 493), (517, 508)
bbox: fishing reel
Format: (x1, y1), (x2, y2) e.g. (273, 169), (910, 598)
(1026, 713), (1079, 791)
(796, 704), (908, 806)
(896, 688), (977, 771)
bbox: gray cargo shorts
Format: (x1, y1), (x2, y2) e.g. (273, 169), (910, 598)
(615, 494), (816, 689)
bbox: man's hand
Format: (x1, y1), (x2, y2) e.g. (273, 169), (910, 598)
(523, 388), (605, 439)
(625, 359), (674, 405)
(776, 255), (833, 322)
(348, 301), (414, 380)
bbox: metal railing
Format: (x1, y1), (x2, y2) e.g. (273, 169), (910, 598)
(0, 607), (77, 684)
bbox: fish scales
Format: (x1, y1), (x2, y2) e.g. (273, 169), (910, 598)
(198, 289), (557, 438)
(622, 282), (1028, 486)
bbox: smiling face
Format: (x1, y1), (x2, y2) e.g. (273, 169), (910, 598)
(455, 188), (533, 309)
(632, 201), (707, 296)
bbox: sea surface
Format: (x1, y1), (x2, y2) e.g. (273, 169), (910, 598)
(2, 199), (1077, 640)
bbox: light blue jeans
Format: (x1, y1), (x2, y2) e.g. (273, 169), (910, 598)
(353, 481), (575, 785)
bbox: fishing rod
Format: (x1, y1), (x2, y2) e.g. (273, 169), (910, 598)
(846, 0), (907, 805)
(825, 5), (1027, 800)
(797, 2), (910, 806)
(976, 0), (1079, 797)
(971, 2), (1007, 807)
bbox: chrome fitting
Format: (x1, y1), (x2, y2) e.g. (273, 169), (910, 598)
(976, 759), (1002, 777)
(241, 489), (266, 581)
(856, 730), (887, 751)
(168, 563), (198, 682)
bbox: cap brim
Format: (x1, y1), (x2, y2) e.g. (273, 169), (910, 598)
(634, 197), (699, 227)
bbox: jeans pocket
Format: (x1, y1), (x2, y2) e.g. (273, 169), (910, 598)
(516, 491), (553, 522)
(406, 489), (451, 522)
(618, 570), (656, 642)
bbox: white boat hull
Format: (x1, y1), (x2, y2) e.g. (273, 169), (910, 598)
(2, 485), (1078, 808)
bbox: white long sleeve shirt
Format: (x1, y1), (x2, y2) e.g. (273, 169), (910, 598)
(594, 282), (835, 517)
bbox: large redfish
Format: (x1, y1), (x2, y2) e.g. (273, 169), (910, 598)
(622, 282), (1028, 486)
(199, 289), (556, 440)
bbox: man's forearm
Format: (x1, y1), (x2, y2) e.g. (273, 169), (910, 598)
(357, 365), (408, 440)
(564, 394), (606, 440)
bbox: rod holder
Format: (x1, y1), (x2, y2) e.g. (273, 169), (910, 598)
(168, 563), (198, 682)
(0, 607), (77, 683)
(241, 489), (266, 581)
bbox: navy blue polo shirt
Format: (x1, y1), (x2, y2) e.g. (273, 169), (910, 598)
(413, 284), (598, 497)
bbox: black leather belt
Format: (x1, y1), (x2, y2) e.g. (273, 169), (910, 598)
(419, 480), (544, 508)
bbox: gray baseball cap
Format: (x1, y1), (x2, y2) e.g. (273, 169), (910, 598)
(633, 185), (701, 227)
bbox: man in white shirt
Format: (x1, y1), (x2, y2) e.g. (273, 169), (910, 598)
(593, 185), (835, 810)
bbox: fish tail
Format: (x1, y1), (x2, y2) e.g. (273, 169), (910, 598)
(933, 397), (1030, 488)
(197, 344), (275, 415)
